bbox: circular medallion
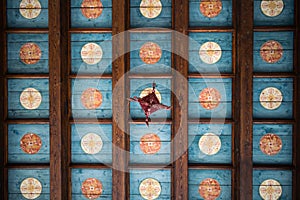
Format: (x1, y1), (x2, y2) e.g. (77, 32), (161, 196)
(81, 178), (103, 199)
(81, 133), (103, 154)
(140, 88), (162, 102)
(20, 133), (42, 154)
(81, 0), (103, 19)
(198, 178), (221, 200)
(140, 0), (162, 19)
(260, 40), (283, 63)
(260, 133), (282, 156)
(81, 43), (103, 65)
(20, 178), (42, 200)
(259, 87), (283, 110)
(199, 88), (221, 110)
(139, 42), (162, 64)
(259, 179), (282, 200)
(199, 42), (222, 64)
(140, 133), (161, 154)
(200, 0), (222, 18)
(139, 178), (161, 200)
(19, 43), (42, 65)
(81, 88), (103, 110)
(19, 0), (42, 19)
(198, 133), (221, 155)
(261, 0), (284, 17)
(20, 88), (42, 110)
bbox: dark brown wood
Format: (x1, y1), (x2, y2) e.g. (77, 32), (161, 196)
(173, 0), (189, 199)
(253, 119), (295, 124)
(253, 72), (296, 78)
(235, 0), (253, 200)
(253, 26), (295, 32)
(112, 0), (129, 199)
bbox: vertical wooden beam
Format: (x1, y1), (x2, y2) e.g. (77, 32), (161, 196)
(112, 0), (128, 199)
(173, 0), (189, 199)
(236, 0), (253, 199)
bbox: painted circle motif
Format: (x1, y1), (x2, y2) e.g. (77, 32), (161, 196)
(261, 0), (284, 17)
(199, 88), (221, 110)
(259, 179), (282, 200)
(140, 0), (162, 19)
(198, 133), (221, 155)
(20, 88), (42, 110)
(20, 133), (42, 154)
(140, 88), (162, 102)
(140, 133), (161, 154)
(260, 133), (282, 156)
(20, 178), (42, 200)
(200, 0), (222, 18)
(139, 42), (162, 64)
(81, 178), (103, 199)
(259, 87), (283, 110)
(81, 43), (103, 65)
(81, 133), (103, 154)
(199, 42), (222, 64)
(19, 0), (42, 19)
(139, 178), (161, 200)
(81, 88), (103, 109)
(19, 43), (42, 65)
(260, 40), (283, 63)
(198, 178), (221, 200)
(81, 0), (103, 19)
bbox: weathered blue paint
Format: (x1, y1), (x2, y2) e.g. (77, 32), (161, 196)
(188, 124), (232, 164)
(189, 0), (232, 27)
(72, 168), (112, 199)
(71, 78), (112, 119)
(253, 170), (292, 200)
(189, 169), (231, 199)
(188, 78), (232, 119)
(7, 33), (49, 74)
(71, 0), (112, 28)
(7, 0), (48, 28)
(8, 169), (50, 199)
(130, 169), (171, 199)
(8, 124), (49, 163)
(253, 32), (294, 72)
(253, 78), (293, 119)
(8, 78), (49, 119)
(189, 32), (233, 73)
(71, 33), (112, 74)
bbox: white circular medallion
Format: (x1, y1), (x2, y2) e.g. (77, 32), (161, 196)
(261, 0), (284, 17)
(140, 0), (162, 19)
(199, 42), (222, 64)
(19, 0), (42, 19)
(81, 133), (103, 154)
(259, 87), (283, 110)
(20, 177), (42, 199)
(198, 133), (221, 155)
(20, 88), (42, 110)
(139, 178), (161, 200)
(259, 179), (282, 200)
(81, 43), (103, 65)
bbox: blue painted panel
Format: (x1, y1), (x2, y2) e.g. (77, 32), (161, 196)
(188, 124), (232, 164)
(253, 78), (293, 119)
(8, 79), (49, 119)
(130, 79), (171, 119)
(130, 124), (171, 164)
(130, 169), (171, 199)
(253, 32), (294, 72)
(189, 169), (231, 200)
(8, 169), (50, 200)
(253, 170), (292, 200)
(71, 33), (112, 74)
(8, 124), (49, 163)
(188, 78), (232, 119)
(71, 0), (112, 28)
(71, 124), (112, 164)
(130, 33), (171, 74)
(189, 32), (232, 73)
(253, 124), (292, 165)
(71, 78), (112, 119)
(7, 34), (49, 74)
(7, 0), (48, 28)
(72, 168), (112, 199)
(189, 0), (232, 27)
(254, 0), (294, 26)
(130, 0), (172, 28)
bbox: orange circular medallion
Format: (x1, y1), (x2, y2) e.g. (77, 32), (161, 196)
(200, 0), (222, 18)
(198, 133), (221, 155)
(140, 133), (161, 154)
(199, 88), (221, 110)
(139, 42), (162, 64)
(20, 133), (42, 154)
(259, 179), (282, 200)
(259, 87), (283, 110)
(260, 133), (282, 156)
(81, 88), (103, 109)
(81, 0), (103, 19)
(20, 177), (42, 199)
(140, 0), (162, 19)
(20, 88), (42, 110)
(19, 43), (42, 65)
(261, 0), (284, 17)
(199, 178), (221, 200)
(199, 41), (222, 64)
(19, 0), (42, 19)
(81, 178), (103, 199)
(139, 178), (161, 200)
(260, 40), (283, 63)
